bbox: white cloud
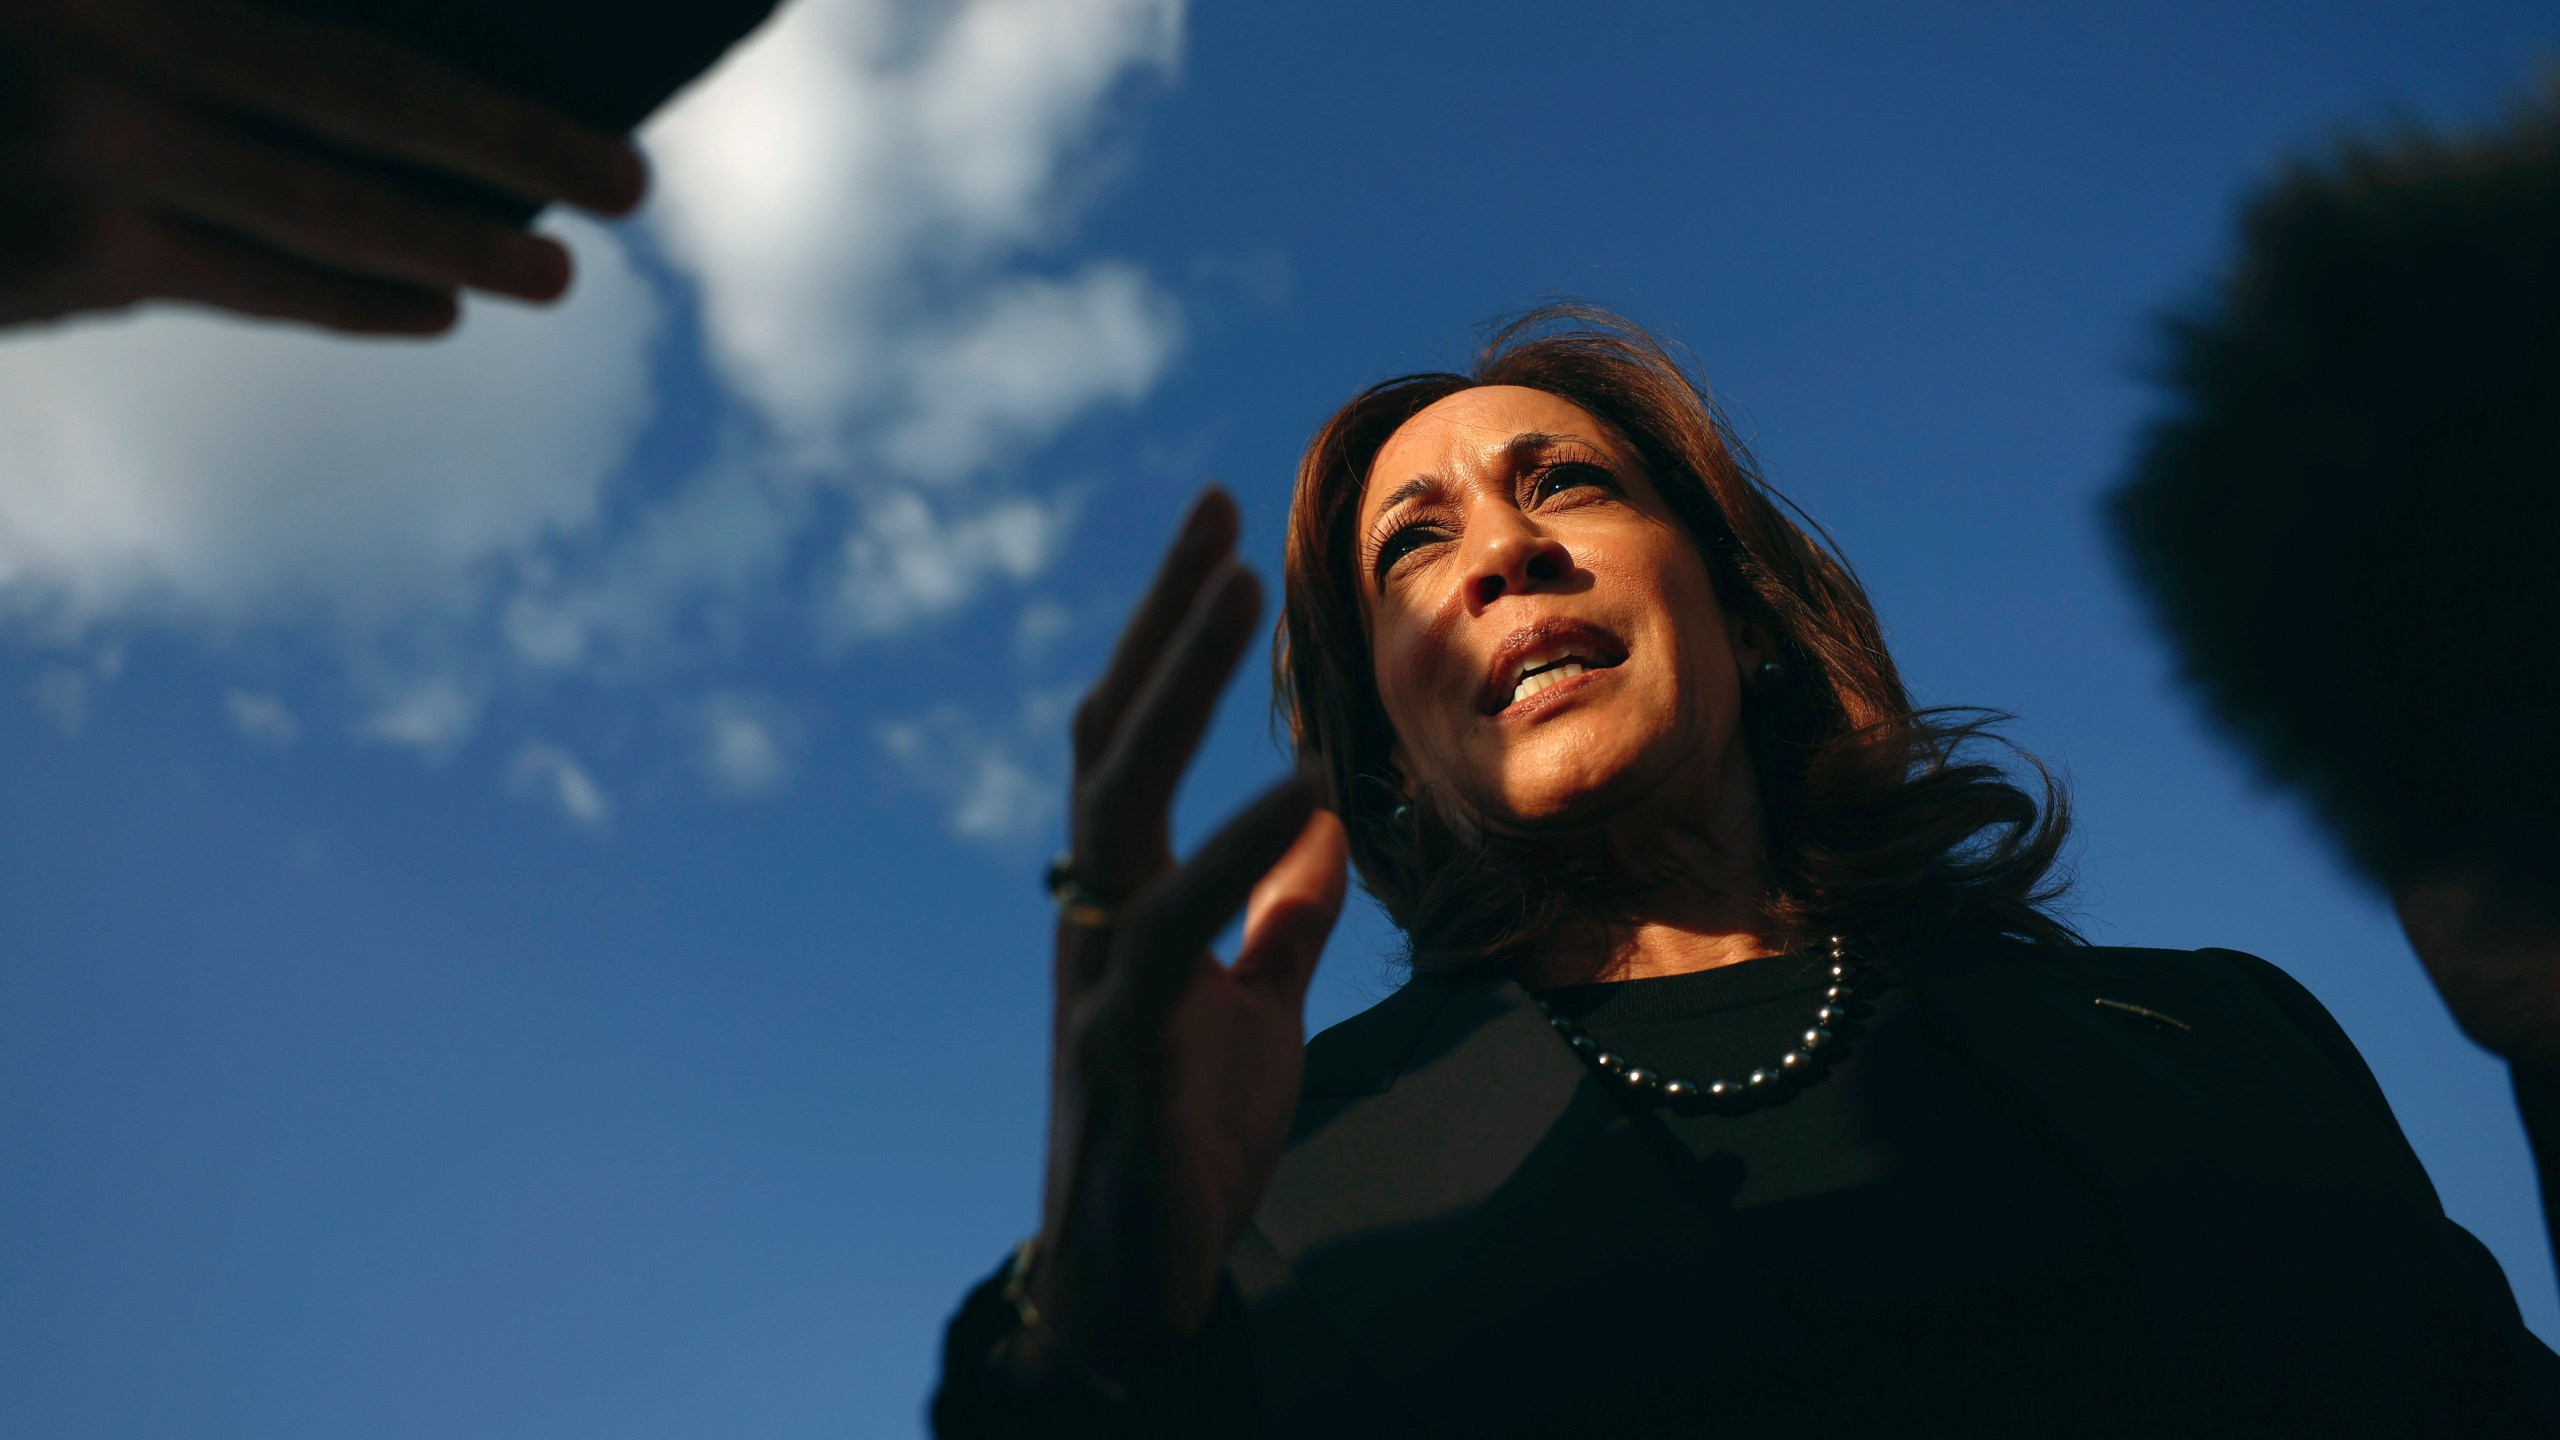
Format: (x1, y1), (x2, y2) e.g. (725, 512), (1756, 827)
(884, 265), (1181, 482)
(874, 687), (1074, 842)
(0, 0), (1188, 820)
(829, 488), (1077, 641)
(360, 673), (485, 760)
(507, 742), (615, 831)
(697, 690), (798, 798)
(647, 0), (1183, 457)
(500, 463), (806, 676)
(223, 689), (300, 748)
(947, 746), (1048, 841)
(0, 217), (658, 631)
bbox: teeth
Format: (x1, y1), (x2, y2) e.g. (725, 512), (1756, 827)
(1509, 661), (1587, 706)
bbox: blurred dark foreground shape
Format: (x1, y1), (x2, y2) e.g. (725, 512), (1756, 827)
(2110, 73), (2560, 1069)
(266, 0), (782, 219)
(0, 0), (776, 333)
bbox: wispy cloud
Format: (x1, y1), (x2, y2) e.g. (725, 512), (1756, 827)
(875, 687), (1075, 843)
(696, 690), (799, 798)
(507, 742), (615, 832)
(26, 647), (122, 735)
(828, 489), (1079, 642)
(358, 673), (486, 761)
(879, 265), (1181, 483)
(223, 690), (300, 748)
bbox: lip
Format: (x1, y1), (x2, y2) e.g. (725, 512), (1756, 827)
(1480, 618), (1629, 717)
(1493, 661), (1619, 723)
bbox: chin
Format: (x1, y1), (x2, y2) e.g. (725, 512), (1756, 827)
(1474, 751), (1662, 832)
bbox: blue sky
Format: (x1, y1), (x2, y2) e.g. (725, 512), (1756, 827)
(6, 3), (2558, 1435)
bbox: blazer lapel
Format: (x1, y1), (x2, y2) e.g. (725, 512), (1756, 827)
(1248, 975), (1799, 1434)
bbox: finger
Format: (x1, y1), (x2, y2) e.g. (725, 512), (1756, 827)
(0, 177), (86, 301)
(1076, 560), (1261, 891)
(132, 214), (458, 334)
(1109, 773), (1321, 1019)
(0, 193), (457, 334)
(92, 0), (645, 215)
(1072, 487), (1239, 772)
(110, 86), (570, 300)
(1233, 807), (1349, 1005)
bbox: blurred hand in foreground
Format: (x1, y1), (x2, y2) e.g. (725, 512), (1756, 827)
(0, 0), (645, 336)
(1007, 486), (1349, 1390)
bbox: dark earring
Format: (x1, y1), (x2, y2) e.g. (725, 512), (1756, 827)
(1754, 658), (1787, 690)
(1391, 800), (1414, 824)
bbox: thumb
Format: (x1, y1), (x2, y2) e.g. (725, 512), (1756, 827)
(1234, 808), (1349, 1004)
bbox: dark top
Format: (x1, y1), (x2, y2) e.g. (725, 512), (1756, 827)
(934, 942), (2560, 1438)
(1528, 952), (2167, 1434)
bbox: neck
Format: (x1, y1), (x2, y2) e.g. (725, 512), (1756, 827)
(1511, 803), (1786, 990)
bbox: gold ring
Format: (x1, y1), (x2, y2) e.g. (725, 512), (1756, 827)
(1044, 853), (1122, 931)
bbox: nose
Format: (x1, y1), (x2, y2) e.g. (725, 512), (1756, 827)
(1460, 509), (1570, 614)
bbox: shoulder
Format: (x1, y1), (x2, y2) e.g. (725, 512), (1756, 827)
(2096, 943), (2385, 1098)
(2181, 944), (2402, 1122)
(1299, 975), (1459, 1102)
(1906, 934), (2331, 1010)
(1905, 938), (2398, 1122)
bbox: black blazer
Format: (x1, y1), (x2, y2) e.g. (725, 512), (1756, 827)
(940, 943), (2560, 1436)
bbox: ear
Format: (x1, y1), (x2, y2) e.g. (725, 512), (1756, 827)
(1383, 738), (1416, 803)
(1728, 613), (1779, 675)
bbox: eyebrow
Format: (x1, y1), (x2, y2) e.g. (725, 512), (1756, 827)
(1367, 431), (1595, 521)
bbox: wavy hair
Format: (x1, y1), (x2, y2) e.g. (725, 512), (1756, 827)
(1275, 305), (2079, 972)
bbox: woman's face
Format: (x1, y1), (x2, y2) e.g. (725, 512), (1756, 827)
(1358, 385), (1763, 832)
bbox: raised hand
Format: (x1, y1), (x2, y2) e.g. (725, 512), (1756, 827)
(0, 0), (646, 335)
(1009, 486), (1349, 1389)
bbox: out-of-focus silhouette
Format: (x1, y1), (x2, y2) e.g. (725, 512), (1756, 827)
(2111, 76), (2560, 1070)
(2112, 74), (2560, 898)
(0, 0), (772, 334)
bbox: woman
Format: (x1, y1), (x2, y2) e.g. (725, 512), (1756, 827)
(931, 309), (2560, 1437)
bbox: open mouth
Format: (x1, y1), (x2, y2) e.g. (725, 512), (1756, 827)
(1484, 625), (1629, 714)
(1509, 654), (1608, 705)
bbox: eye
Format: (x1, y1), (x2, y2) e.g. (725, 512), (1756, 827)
(1372, 522), (1445, 578)
(1531, 460), (1616, 502)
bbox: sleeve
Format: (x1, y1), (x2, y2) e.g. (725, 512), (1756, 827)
(2214, 947), (2560, 1418)
(928, 1255), (1260, 1440)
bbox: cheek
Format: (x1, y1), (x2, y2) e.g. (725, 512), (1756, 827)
(1611, 537), (1739, 725)
(1371, 618), (1451, 760)
(1675, 598), (1739, 711)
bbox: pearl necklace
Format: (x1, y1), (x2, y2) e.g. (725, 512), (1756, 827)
(1532, 935), (1867, 1113)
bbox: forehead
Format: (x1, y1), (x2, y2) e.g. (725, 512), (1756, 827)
(1362, 386), (1616, 513)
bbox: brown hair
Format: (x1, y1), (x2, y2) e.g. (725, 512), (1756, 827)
(1275, 305), (2079, 972)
